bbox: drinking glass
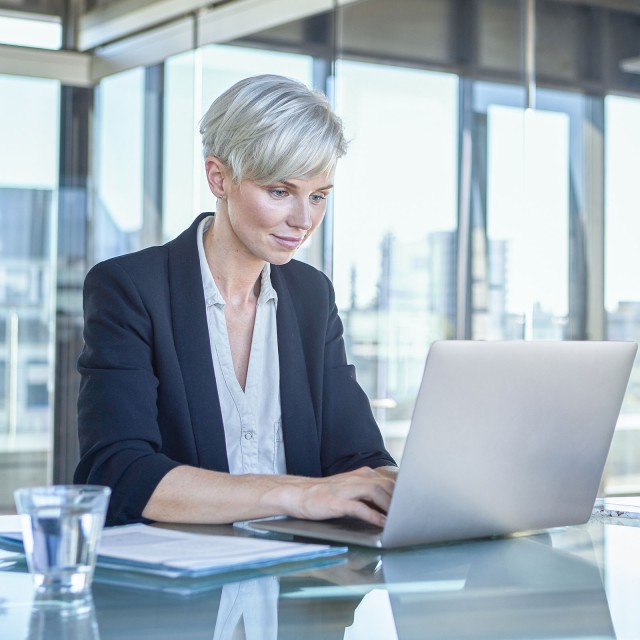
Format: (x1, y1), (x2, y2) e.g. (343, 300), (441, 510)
(14, 485), (111, 602)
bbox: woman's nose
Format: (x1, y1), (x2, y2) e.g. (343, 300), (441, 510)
(290, 201), (312, 230)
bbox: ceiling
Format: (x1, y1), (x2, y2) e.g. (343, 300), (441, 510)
(3, 0), (640, 26)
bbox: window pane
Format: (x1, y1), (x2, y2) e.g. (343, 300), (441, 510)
(334, 61), (458, 461)
(93, 68), (145, 263)
(604, 95), (640, 494)
(0, 15), (61, 49)
(163, 50), (198, 243)
(0, 75), (59, 511)
(483, 103), (569, 339)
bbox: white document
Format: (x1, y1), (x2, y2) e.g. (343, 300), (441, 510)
(593, 496), (640, 519)
(0, 515), (22, 534)
(99, 524), (345, 576)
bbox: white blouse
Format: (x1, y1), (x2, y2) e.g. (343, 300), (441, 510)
(197, 216), (287, 476)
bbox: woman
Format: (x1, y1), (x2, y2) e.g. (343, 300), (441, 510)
(75, 74), (397, 527)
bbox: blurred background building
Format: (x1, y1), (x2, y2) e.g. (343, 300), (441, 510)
(1, 0), (640, 510)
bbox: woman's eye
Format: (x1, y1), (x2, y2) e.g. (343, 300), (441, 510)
(310, 194), (327, 204)
(269, 188), (289, 198)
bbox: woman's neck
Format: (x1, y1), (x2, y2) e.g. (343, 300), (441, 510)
(203, 215), (263, 306)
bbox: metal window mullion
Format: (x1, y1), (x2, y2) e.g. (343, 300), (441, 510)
(310, 9), (337, 278)
(53, 85), (92, 485)
(7, 311), (19, 442)
(584, 94), (606, 341)
(142, 63), (165, 249)
(456, 78), (474, 339)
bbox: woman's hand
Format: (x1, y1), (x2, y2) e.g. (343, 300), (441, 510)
(143, 465), (396, 526)
(270, 467), (396, 528)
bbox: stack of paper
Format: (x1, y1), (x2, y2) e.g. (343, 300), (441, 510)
(0, 518), (346, 594)
(98, 524), (345, 577)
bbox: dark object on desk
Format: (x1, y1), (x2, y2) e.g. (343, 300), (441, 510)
(253, 340), (637, 548)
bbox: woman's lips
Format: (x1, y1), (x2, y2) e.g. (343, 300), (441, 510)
(272, 234), (304, 249)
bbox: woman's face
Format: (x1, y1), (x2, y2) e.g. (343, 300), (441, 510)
(212, 163), (334, 265)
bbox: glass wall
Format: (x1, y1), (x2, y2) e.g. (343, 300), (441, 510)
(93, 68), (145, 264)
(0, 74), (60, 511)
(485, 105), (567, 340)
(605, 95), (640, 494)
(330, 0), (462, 461)
(177, 0), (640, 480)
(4, 0), (640, 496)
(475, 85), (581, 340)
(238, 0), (639, 483)
(334, 61), (458, 459)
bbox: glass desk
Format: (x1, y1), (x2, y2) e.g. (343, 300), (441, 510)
(1, 518), (638, 639)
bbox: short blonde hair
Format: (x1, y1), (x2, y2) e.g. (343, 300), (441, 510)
(199, 74), (347, 184)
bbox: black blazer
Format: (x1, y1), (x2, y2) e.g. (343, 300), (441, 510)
(74, 213), (395, 525)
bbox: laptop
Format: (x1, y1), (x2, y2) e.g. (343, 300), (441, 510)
(251, 340), (637, 548)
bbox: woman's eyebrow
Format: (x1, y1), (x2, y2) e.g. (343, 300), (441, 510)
(281, 180), (334, 191)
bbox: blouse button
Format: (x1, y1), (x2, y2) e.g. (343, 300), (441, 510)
(244, 432), (254, 440)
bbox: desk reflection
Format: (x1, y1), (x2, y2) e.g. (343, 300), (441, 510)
(26, 595), (100, 640)
(213, 577), (279, 640)
(88, 527), (614, 640)
(344, 529), (615, 639)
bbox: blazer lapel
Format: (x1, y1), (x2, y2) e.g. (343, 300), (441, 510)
(271, 267), (322, 477)
(167, 213), (229, 472)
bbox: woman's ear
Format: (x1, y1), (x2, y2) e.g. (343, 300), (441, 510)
(205, 156), (228, 199)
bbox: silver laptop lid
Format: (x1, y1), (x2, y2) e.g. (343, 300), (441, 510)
(382, 340), (637, 548)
